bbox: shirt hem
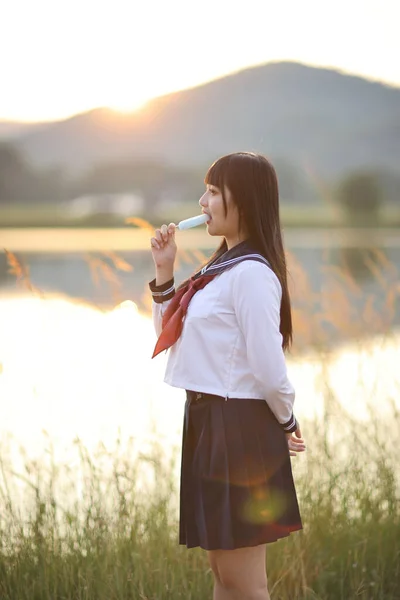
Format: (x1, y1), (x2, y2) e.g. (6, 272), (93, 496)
(164, 378), (266, 400)
(164, 378), (295, 426)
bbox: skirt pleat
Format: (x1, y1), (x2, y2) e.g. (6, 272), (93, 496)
(179, 390), (303, 550)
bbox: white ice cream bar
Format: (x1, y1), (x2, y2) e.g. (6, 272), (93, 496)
(177, 213), (209, 230)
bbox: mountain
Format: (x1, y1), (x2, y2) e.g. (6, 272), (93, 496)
(0, 121), (45, 139)
(14, 62), (400, 177)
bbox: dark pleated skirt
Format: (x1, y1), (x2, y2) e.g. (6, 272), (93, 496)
(179, 390), (303, 551)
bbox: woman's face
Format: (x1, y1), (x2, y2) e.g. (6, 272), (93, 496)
(199, 183), (242, 243)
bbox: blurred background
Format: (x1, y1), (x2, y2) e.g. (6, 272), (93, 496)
(0, 1), (399, 597)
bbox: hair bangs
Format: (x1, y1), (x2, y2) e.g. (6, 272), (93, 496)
(204, 156), (230, 190)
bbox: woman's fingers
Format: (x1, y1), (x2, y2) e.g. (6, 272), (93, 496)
(291, 438), (305, 446)
(288, 432), (304, 443)
(289, 437), (306, 447)
(161, 224), (168, 241)
(286, 432), (305, 443)
(287, 437), (306, 454)
(154, 224), (176, 246)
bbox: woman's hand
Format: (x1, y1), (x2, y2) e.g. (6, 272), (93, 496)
(150, 223), (177, 271)
(286, 425), (306, 457)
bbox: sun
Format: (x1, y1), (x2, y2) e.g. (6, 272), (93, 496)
(107, 96), (151, 115)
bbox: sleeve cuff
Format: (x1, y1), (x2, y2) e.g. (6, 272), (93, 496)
(280, 414), (298, 434)
(149, 277), (175, 304)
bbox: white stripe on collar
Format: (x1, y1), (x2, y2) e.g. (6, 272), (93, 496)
(200, 253), (270, 275)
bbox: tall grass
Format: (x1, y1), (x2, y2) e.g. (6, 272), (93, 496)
(0, 405), (399, 599)
(1, 234), (400, 599)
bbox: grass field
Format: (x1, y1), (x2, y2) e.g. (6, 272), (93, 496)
(1, 201), (399, 228)
(0, 406), (399, 600)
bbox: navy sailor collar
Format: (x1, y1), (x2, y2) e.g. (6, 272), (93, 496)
(194, 240), (271, 279)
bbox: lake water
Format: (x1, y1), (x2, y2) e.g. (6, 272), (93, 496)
(1, 227), (400, 321)
(0, 227), (399, 520)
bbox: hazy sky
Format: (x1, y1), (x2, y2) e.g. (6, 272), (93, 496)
(1, 0), (399, 122)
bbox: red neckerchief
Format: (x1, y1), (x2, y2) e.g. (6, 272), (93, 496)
(152, 241), (270, 358)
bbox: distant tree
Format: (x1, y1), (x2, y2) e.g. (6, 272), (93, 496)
(336, 172), (383, 225)
(0, 143), (35, 202)
(335, 171), (385, 283)
(0, 143), (68, 204)
(35, 166), (68, 203)
(367, 168), (400, 205)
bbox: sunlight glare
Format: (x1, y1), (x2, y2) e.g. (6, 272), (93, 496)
(107, 96), (150, 114)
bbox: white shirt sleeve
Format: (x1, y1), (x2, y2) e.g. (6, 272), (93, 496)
(231, 261), (296, 426)
(152, 299), (173, 337)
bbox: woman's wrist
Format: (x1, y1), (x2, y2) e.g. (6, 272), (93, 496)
(280, 414), (298, 434)
(155, 266), (174, 286)
(149, 275), (175, 304)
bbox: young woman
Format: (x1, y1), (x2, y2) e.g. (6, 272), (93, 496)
(149, 152), (306, 600)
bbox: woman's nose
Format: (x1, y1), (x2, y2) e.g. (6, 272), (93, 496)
(199, 192), (207, 208)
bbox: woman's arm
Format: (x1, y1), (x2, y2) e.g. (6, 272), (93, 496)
(149, 224), (177, 336)
(231, 261), (298, 433)
(149, 276), (175, 337)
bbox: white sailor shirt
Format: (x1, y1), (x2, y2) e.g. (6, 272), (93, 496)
(149, 257), (298, 433)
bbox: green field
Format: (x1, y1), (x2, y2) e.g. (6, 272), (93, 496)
(1, 202), (399, 228)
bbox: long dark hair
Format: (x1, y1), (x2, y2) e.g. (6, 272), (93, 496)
(182, 151), (293, 351)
